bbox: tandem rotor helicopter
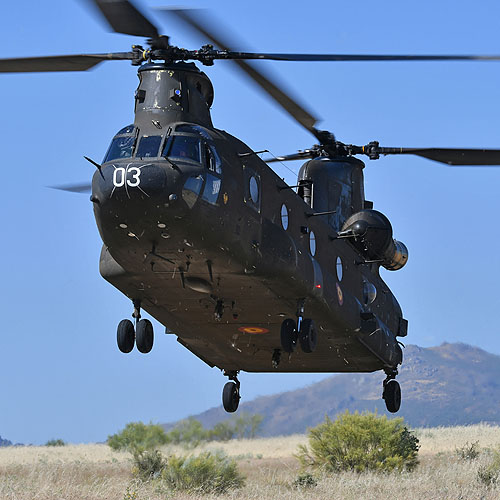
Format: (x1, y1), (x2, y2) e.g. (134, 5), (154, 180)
(3, 0), (500, 415)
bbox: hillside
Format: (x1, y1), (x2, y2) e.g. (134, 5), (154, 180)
(165, 343), (500, 435)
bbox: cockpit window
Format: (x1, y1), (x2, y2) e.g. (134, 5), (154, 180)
(104, 135), (135, 162)
(117, 124), (135, 135)
(163, 135), (201, 163)
(136, 135), (162, 158)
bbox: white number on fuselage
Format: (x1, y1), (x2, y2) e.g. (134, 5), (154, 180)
(113, 166), (141, 188)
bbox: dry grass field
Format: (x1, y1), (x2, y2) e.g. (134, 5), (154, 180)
(0, 425), (499, 499)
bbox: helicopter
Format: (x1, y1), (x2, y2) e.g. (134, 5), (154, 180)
(3, 0), (500, 416)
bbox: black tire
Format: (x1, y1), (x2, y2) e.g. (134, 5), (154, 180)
(136, 319), (154, 354)
(117, 319), (135, 353)
(280, 318), (297, 353)
(222, 381), (240, 413)
(299, 318), (317, 353)
(383, 379), (401, 413)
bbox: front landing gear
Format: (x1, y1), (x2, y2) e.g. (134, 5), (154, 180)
(222, 371), (241, 413)
(116, 300), (154, 354)
(382, 371), (401, 413)
(117, 319), (134, 353)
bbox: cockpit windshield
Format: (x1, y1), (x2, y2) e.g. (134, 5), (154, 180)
(104, 135), (135, 162)
(163, 135), (201, 163)
(136, 135), (162, 158)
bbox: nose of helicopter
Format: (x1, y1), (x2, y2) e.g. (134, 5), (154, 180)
(91, 161), (181, 231)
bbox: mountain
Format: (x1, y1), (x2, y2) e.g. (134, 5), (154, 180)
(163, 343), (500, 435)
(0, 436), (13, 447)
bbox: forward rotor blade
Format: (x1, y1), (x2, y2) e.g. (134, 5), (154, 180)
(265, 151), (317, 163)
(49, 183), (92, 193)
(0, 52), (133, 73)
(217, 53), (500, 62)
(377, 147), (500, 165)
(161, 8), (319, 135)
(90, 0), (159, 38)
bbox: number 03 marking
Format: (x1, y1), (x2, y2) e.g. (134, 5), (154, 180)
(113, 166), (141, 188)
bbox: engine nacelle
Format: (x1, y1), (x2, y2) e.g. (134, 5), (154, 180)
(339, 210), (408, 271)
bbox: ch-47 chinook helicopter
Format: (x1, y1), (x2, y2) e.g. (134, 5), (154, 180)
(3, 0), (500, 415)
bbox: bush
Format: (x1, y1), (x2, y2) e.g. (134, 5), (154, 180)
(160, 451), (245, 494)
(293, 472), (317, 488)
(478, 450), (500, 486)
(165, 413), (264, 446)
(107, 422), (169, 453)
(456, 441), (480, 461)
(45, 439), (65, 447)
(166, 418), (210, 447)
(297, 411), (419, 473)
(132, 449), (167, 481)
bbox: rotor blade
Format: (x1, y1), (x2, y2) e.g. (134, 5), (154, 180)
(161, 8), (319, 135)
(90, 0), (159, 38)
(377, 147), (500, 165)
(49, 183), (92, 193)
(215, 53), (500, 62)
(0, 52), (133, 73)
(265, 150), (317, 163)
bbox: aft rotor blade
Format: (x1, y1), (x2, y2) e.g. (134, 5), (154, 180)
(378, 147), (500, 165)
(90, 0), (159, 38)
(49, 183), (92, 193)
(161, 8), (319, 135)
(0, 52), (134, 73)
(218, 53), (500, 62)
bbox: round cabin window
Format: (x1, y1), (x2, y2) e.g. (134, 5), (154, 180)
(309, 231), (316, 256)
(336, 256), (343, 281)
(280, 204), (289, 230)
(363, 281), (377, 305)
(249, 176), (259, 204)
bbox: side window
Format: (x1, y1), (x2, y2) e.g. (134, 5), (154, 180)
(204, 144), (222, 175)
(243, 167), (261, 212)
(200, 143), (222, 205)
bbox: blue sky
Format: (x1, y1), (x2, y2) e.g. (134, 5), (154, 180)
(1, 0), (500, 444)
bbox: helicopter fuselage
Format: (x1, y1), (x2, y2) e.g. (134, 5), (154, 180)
(92, 68), (405, 375)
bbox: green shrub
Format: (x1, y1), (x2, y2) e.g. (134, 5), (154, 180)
(160, 451), (245, 494)
(166, 413), (264, 446)
(297, 411), (419, 473)
(132, 449), (167, 481)
(45, 439), (65, 447)
(293, 472), (318, 488)
(478, 450), (500, 486)
(456, 441), (480, 461)
(209, 421), (235, 441)
(107, 422), (169, 453)
(166, 417), (210, 447)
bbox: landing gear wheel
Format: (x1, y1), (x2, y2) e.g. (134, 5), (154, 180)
(117, 319), (135, 353)
(383, 379), (401, 413)
(136, 319), (154, 354)
(222, 381), (240, 413)
(299, 318), (317, 353)
(280, 318), (297, 353)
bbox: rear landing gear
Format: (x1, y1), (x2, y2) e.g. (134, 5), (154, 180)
(280, 319), (297, 353)
(116, 300), (154, 354)
(382, 371), (401, 413)
(299, 318), (317, 353)
(222, 371), (240, 413)
(280, 300), (317, 354)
